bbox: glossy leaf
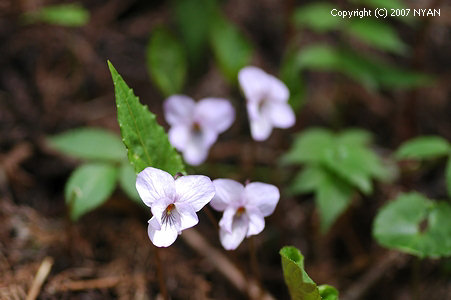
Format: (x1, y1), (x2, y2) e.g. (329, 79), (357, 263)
(48, 127), (126, 162)
(108, 61), (185, 175)
(396, 136), (450, 160)
(118, 161), (140, 203)
(373, 192), (451, 258)
(65, 163), (118, 221)
(209, 15), (253, 82)
(318, 285), (339, 300)
(24, 3), (89, 27)
(146, 28), (187, 96)
(280, 246), (321, 300)
(292, 3), (342, 33)
(345, 19), (408, 54)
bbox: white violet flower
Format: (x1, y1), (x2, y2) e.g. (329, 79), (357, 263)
(238, 66), (295, 141)
(164, 95), (235, 166)
(210, 179), (280, 250)
(136, 167), (215, 247)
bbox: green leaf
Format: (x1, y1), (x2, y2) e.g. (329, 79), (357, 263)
(108, 61), (185, 175)
(337, 129), (373, 146)
(209, 15), (253, 82)
(344, 19), (408, 54)
(146, 28), (187, 96)
(396, 136), (450, 160)
(297, 45), (432, 90)
(280, 246), (321, 300)
(315, 169), (354, 232)
(47, 127), (126, 162)
(373, 192), (451, 258)
(446, 157), (451, 200)
(322, 144), (374, 194)
(23, 3), (89, 27)
(119, 161), (141, 203)
(65, 163), (118, 221)
(281, 128), (334, 165)
(172, 0), (218, 65)
(292, 3), (342, 32)
(297, 45), (342, 71)
(289, 166), (326, 195)
(318, 285), (339, 300)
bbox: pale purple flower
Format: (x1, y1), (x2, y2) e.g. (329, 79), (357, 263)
(164, 95), (235, 166)
(210, 179), (280, 250)
(238, 66), (295, 141)
(136, 167), (215, 247)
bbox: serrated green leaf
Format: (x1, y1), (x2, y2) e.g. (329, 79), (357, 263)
(23, 3), (89, 27)
(172, 0), (218, 65)
(315, 169), (354, 232)
(280, 246), (321, 300)
(47, 127), (126, 162)
(108, 61), (185, 175)
(65, 163), (118, 221)
(345, 19), (408, 54)
(119, 161), (141, 203)
(318, 285), (339, 300)
(146, 28), (187, 96)
(373, 192), (451, 258)
(281, 128), (334, 165)
(209, 15), (253, 82)
(396, 136), (450, 160)
(292, 3), (342, 32)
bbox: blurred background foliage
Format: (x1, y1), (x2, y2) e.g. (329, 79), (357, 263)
(1, 0), (451, 299)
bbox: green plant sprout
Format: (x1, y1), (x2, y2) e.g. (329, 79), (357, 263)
(282, 128), (397, 232)
(280, 246), (339, 300)
(280, 0), (431, 111)
(47, 128), (140, 220)
(372, 135), (451, 257)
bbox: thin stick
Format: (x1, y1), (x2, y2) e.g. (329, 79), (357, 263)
(182, 229), (275, 300)
(26, 256), (54, 300)
(203, 205), (219, 230)
(153, 246), (169, 300)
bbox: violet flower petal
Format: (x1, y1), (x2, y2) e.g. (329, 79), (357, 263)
(136, 167), (175, 207)
(164, 95), (196, 126)
(148, 220), (179, 247)
(245, 182), (280, 217)
(211, 179), (244, 211)
(195, 98), (235, 134)
(219, 215), (249, 251)
(175, 175), (215, 211)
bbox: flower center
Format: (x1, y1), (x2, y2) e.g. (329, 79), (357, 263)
(236, 206), (246, 217)
(161, 203), (176, 227)
(192, 122), (201, 133)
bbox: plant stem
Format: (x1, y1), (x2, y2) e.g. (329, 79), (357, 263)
(203, 205), (219, 230)
(154, 246), (169, 300)
(249, 237), (262, 290)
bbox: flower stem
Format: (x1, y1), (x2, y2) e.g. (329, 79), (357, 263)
(203, 205), (219, 230)
(153, 246), (169, 300)
(249, 237), (262, 291)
